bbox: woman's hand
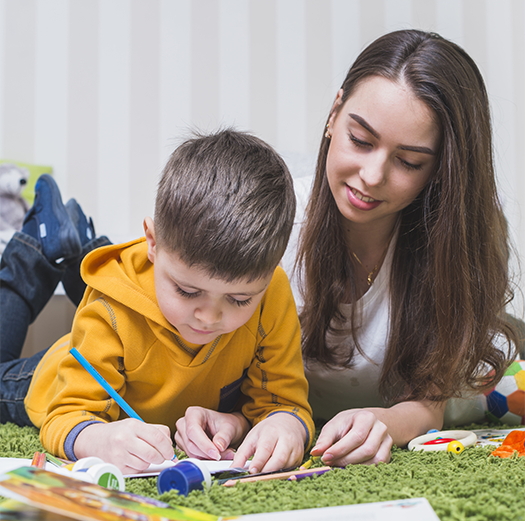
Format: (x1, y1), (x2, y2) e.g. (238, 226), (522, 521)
(310, 400), (445, 467)
(311, 409), (392, 466)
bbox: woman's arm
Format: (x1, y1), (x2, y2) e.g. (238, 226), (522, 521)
(367, 399), (446, 447)
(310, 400), (445, 466)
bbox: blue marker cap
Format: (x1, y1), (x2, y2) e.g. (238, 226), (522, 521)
(157, 460), (211, 496)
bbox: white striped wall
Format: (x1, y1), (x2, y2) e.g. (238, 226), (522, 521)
(1, 0), (524, 313)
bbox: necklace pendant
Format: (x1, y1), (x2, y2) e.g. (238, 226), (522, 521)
(367, 274), (373, 286)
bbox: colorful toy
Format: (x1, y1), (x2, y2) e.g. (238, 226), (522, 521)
(491, 430), (525, 458)
(408, 430), (477, 453)
(484, 359), (525, 425)
(446, 440), (465, 454)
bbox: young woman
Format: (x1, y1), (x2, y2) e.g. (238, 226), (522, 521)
(289, 29), (520, 467)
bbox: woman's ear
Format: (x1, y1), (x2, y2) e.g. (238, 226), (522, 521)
(144, 217), (157, 264)
(328, 88), (344, 127)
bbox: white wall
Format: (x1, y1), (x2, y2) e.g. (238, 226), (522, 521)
(1, 0), (524, 315)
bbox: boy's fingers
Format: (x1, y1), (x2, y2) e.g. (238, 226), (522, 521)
(176, 430), (217, 460)
(133, 424), (174, 463)
(230, 440), (255, 470)
(220, 448), (236, 460)
(175, 410), (222, 460)
(151, 423), (172, 439)
(212, 421), (239, 453)
(150, 423), (175, 460)
(246, 440), (276, 474)
(250, 445), (285, 474)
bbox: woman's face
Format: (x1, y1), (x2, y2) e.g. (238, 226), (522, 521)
(326, 75), (440, 233)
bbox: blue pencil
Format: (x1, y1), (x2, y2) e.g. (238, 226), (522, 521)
(69, 347), (144, 422)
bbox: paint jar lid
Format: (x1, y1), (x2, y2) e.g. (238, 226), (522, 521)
(86, 463), (125, 491)
(157, 459), (211, 496)
(70, 456), (105, 472)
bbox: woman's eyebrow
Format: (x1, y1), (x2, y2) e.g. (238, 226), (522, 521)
(350, 113), (379, 138)
(398, 144), (436, 155)
(349, 113), (436, 155)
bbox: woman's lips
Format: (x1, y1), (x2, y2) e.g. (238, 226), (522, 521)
(346, 185), (382, 211)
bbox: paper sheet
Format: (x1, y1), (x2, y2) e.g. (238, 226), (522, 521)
(125, 458), (249, 478)
(239, 498), (440, 521)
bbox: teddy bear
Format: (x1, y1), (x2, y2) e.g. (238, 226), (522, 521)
(0, 163), (30, 254)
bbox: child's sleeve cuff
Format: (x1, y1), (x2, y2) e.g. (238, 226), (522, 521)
(63, 420), (104, 461)
(267, 410), (311, 449)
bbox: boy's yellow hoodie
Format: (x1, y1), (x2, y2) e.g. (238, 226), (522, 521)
(24, 239), (313, 459)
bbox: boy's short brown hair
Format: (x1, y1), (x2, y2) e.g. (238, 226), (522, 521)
(154, 129), (296, 282)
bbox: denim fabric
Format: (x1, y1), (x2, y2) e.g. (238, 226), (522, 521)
(0, 230), (112, 427)
(0, 233), (62, 363)
(0, 348), (47, 426)
(61, 235), (111, 306)
(0, 232), (111, 363)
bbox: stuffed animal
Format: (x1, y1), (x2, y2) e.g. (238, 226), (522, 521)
(0, 163), (30, 253)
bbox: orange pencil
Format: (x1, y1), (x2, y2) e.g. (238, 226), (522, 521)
(221, 466), (332, 487)
(31, 452), (46, 468)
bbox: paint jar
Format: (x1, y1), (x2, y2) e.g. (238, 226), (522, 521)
(70, 456), (105, 471)
(70, 458), (125, 491)
(157, 459), (211, 496)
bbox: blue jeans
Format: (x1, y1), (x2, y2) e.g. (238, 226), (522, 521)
(0, 231), (111, 425)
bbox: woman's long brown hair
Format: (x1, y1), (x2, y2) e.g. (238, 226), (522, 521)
(297, 30), (518, 403)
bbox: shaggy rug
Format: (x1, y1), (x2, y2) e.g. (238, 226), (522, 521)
(1, 421), (524, 520)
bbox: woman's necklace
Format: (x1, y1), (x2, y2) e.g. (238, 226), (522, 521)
(351, 250), (380, 286)
(350, 224), (398, 286)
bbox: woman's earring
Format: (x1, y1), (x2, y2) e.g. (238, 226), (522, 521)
(325, 123), (332, 139)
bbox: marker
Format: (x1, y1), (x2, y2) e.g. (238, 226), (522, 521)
(69, 347), (144, 422)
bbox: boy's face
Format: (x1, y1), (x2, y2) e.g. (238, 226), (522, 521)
(144, 218), (272, 345)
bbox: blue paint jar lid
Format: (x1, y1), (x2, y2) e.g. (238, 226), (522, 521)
(157, 459), (211, 496)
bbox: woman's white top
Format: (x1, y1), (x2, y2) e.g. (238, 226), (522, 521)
(282, 175), (488, 426)
(282, 176), (392, 420)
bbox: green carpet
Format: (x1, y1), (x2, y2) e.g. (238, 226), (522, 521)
(1, 422), (524, 520)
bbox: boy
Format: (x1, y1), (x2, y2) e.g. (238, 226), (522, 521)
(0, 130), (314, 475)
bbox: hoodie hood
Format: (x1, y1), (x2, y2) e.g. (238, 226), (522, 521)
(81, 238), (172, 330)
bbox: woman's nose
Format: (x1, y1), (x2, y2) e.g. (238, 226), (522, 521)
(360, 152), (389, 187)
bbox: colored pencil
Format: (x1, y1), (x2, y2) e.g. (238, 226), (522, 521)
(221, 466), (332, 486)
(45, 453), (69, 468)
(70, 347), (178, 462)
(31, 452), (46, 468)
(69, 347), (144, 422)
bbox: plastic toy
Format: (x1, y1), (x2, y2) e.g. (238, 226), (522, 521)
(446, 440), (465, 454)
(408, 430), (477, 453)
(491, 430), (525, 458)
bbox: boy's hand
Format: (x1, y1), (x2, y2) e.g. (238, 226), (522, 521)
(231, 413), (306, 474)
(73, 418), (175, 474)
(174, 407), (249, 461)
(310, 409), (392, 466)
